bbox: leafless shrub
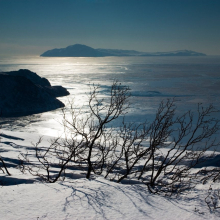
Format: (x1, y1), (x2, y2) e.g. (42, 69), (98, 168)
(0, 156), (11, 176)
(0, 128), (11, 176)
(106, 100), (220, 196)
(19, 81), (130, 181)
(19, 81), (220, 197)
(205, 185), (220, 214)
(19, 135), (86, 182)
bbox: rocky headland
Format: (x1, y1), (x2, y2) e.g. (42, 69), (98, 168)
(0, 69), (69, 117)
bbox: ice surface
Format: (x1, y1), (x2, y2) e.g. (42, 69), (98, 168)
(1, 56), (220, 141)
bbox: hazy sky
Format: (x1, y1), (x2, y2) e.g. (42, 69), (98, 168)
(0, 0), (220, 56)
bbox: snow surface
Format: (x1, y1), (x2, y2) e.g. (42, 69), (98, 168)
(0, 130), (220, 220)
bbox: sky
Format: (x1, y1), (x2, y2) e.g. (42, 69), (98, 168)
(0, 0), (220, 56)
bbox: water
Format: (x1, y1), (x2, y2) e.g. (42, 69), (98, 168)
(0, 55), (220, 141)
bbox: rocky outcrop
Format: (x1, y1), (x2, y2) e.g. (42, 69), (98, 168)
(0, 69), (69, 117)
(5, 69), (70, 97)
(43, 85), (70, 97)
(6, 69), (51, 87)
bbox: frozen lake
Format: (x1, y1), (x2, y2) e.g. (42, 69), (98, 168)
(0, 55), (220, 143)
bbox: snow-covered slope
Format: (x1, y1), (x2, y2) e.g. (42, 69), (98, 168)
(1, 176), (215, 220)
(0, 130), (219, 220)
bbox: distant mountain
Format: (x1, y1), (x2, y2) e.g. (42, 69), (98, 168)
(96, 48), (144, 56)
(40, 44), (206, 57)
(140, 50), (207, 57)
(41, 44), (112, 57)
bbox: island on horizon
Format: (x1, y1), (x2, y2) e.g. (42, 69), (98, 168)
(40, 44), (206, 57)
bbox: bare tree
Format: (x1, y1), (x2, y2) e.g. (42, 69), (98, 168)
(62, 81), (130, 179)
(19, 81), (220, 197)
(20, 81), (130, 181)
(112, 101), (220, 195)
